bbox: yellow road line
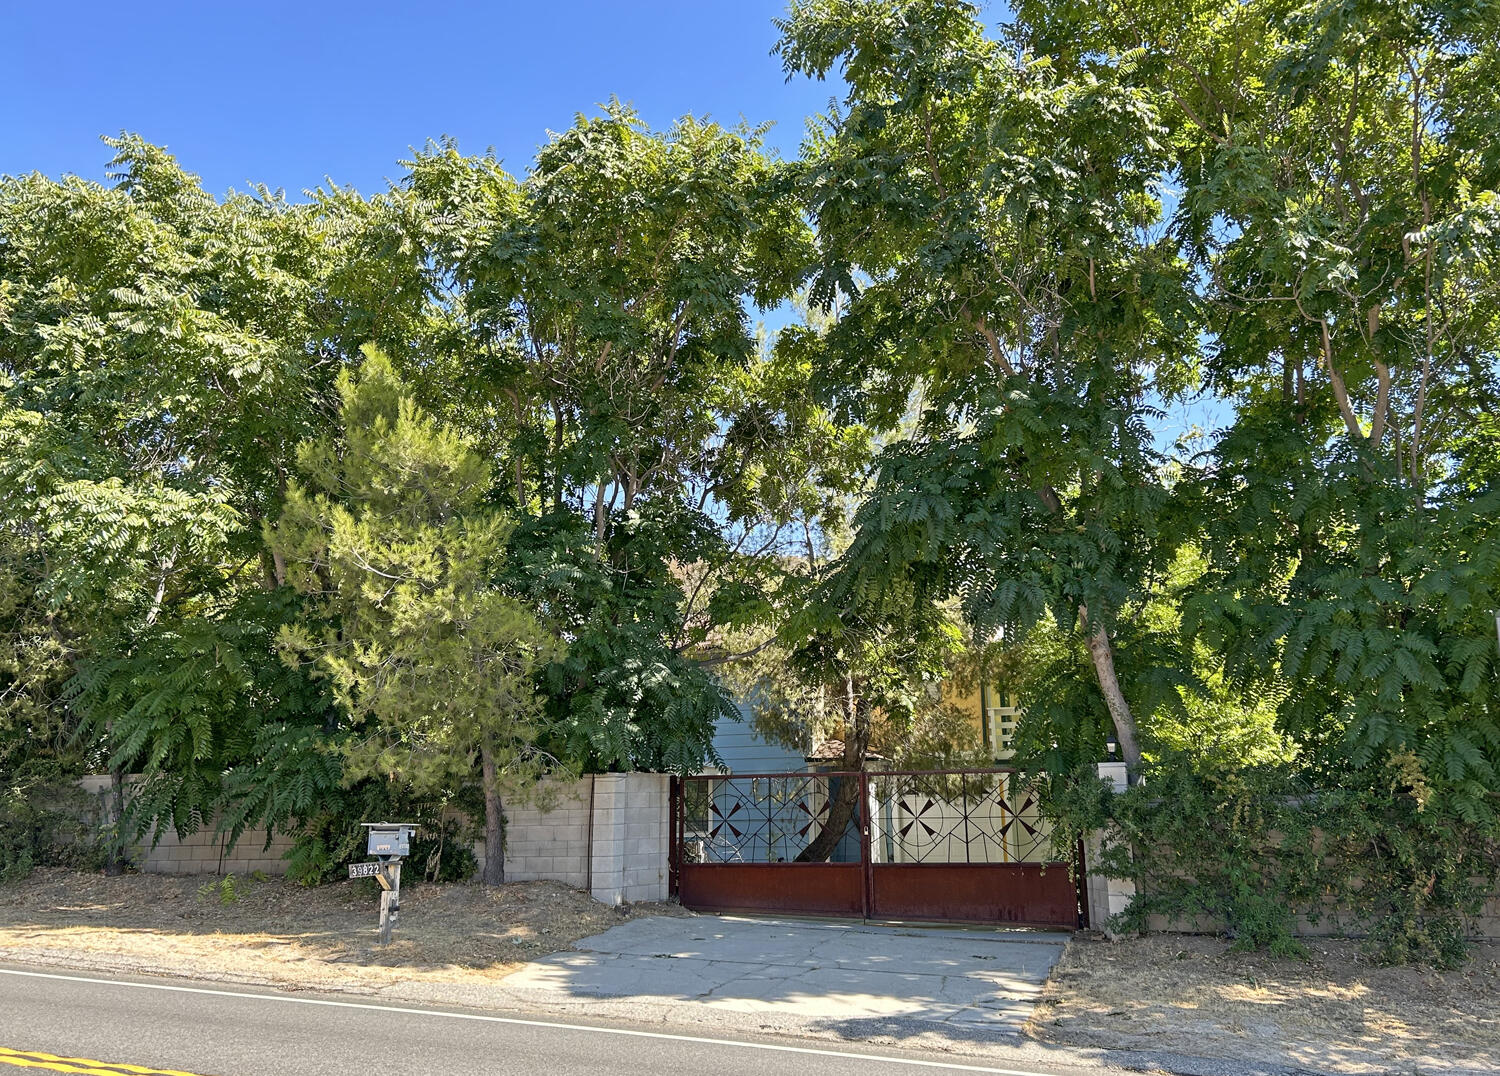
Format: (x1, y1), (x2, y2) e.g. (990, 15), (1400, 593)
(0, 1048), (209, 1076)
(0, 1055), (119, 1076)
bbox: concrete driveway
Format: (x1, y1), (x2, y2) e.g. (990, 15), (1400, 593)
(501, 915), (1067, 1036)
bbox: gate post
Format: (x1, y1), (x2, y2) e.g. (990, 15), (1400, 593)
(1082, 761), (1136, 933)
(668, 776), (681, 898)
(1075, 837), (1089, 929)
(859, 771), (873, 920)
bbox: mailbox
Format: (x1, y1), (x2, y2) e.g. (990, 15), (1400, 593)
(363, 822), (415, 857)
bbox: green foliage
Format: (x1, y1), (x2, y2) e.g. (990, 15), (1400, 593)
(0, 771), (107, 883)
(775, 0), (1202, 774)
(0, 136), (373, 852)
(779, 0), (1500, 962)
(271, 348), (565, 880)
(67, 590), (337, 849)
(889, 697), (993, 773)
(398, 106), (819, 774)
(0, 527), (81, 779)
(1087, 760), (1500, 967)
(273, 348), (564, 795)
(404, 816), (479, 885)
(1185, 456), (1500, 820)
(1001, 548), (1293, 777)
(505, 505), (738, 774)
(0, 5), (1494, 960)
(1008, 0), (1500, 816)
(1, 121), (818, 865)
(281, 778), (480, 886)
(197, 874), (242, 906)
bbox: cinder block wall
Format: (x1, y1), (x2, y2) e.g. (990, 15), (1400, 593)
(78, 775), (295, 876)
(589, 772), (670, 904)
(83, 771), (673, 903)
(1481, 896), (1500, 940)
(467, 773), (671, 904)
(473, 776), (592, 890)
(136, 826), (296, 876)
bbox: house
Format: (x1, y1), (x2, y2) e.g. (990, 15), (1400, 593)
(706, 678), (1021, 777)
(942, 679), (1021, 762)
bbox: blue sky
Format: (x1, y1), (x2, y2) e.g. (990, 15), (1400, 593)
(5, 1), (842, 196)
(5, 1), (1226, 442)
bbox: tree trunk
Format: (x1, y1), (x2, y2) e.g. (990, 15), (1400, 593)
(794, 773), (863, 863)
(593, 483), (609, 552)
(1035, 482), (1144, 785)
(105, 768), (126, 876)
(479, 741), (505, 886)
(795, 678), (869, 863)
(1080, 607), (1143, 784)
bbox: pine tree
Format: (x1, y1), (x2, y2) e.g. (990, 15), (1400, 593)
(271, 348), (563, 884)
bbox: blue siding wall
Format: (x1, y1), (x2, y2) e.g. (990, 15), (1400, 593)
(709, 702), (805, 774)
(692, 704), (818, 863)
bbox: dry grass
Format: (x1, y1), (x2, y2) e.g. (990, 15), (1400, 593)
(0, 868), (686, 993)
(1030, 932), (1500, 1074)
(15, 870), (1497, 1073)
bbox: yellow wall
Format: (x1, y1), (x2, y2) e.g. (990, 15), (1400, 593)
(941, 679), (985, 730)
(938, 679), (1018, 759)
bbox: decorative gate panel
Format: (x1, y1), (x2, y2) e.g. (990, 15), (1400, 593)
(670, 769), (1083, 928)
(674, 772), (868, 916)
(867, 771), (1079, 926)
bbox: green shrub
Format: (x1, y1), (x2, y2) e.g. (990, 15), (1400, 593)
(282, 779), (480, 886)
(1050, 759), (1500, 967)
(0, 774), (108, 883)
(405, 816), (478, 884)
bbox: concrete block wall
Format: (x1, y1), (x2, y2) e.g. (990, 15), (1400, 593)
(589, 773), (670, 905)
(471, 772), (671, 904)
(87, 771), (672, 900)
(1480, 896), (1500, 940)
(473, 777), (592, 890)
(78, 775), (294, 876)
(136, 826), (295, 876)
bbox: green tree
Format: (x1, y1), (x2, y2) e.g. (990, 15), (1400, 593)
(983, 0), (1500, 960)
(775, 0), (1200, 780)
(272, 348), (564, 885)
(998, 546), (1292, 776)
(0, 137), (352, 865)
(1015, 0), (1500, 815)
(0, 512), (79, 779)
(379, 106), (819, 773)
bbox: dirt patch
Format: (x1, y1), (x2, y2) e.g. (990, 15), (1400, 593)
(1030, 932), (1500, 1074)
(0, 868), (688, 992)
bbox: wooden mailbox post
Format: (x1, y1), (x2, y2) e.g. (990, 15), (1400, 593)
(352, 822), (415, 945)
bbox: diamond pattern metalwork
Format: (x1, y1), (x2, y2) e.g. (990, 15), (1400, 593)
(871, 771), (1052, 864)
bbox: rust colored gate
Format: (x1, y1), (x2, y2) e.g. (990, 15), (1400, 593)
(669, 769), (1084, 929)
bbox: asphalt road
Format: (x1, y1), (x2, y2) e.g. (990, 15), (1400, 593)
(0, 964), (1124, 1076)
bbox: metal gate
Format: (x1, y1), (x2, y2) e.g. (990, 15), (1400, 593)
(669, 769), (1085, 928)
